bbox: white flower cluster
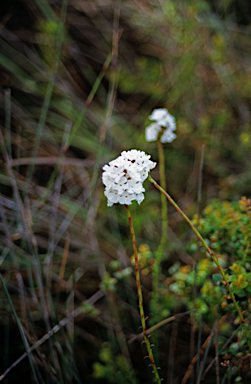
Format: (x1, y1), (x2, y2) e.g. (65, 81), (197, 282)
(102, 149), (156, 207)
(145, 108), (176, 143)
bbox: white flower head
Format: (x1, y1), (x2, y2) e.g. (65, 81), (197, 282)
(102, 149), (156, 207)
(145, 108), (176, 143)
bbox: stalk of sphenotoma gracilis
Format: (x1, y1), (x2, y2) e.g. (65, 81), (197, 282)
(157, 138), (168, 242)
(145, 109), (176, 323)
(125, 204), (161, 384)
(151, 138), (168, 323)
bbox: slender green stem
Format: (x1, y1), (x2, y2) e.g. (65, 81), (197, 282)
(152, 140), (168, 322)
(125, 205), (161, 384)
(157, 139), (168, 240)
(148, 174), (251, 350)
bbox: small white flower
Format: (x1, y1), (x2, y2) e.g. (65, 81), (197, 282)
(145, 108), (176, 143)
(145, 122), (160, 142)
(148, 108), (173, 126)
(102, 149), (156, 207)
(161, 130), (176, 143)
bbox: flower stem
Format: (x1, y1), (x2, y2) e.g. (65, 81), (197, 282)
(125, 204), (161, 383)
(148, 175), (251, 350)
(152, 140), (168, 322)
(157, 139), (168, 241)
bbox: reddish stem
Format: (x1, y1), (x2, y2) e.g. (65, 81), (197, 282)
(125, 205), (161, 383)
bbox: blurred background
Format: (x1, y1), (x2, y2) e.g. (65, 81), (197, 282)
(0, 0), (251, 383)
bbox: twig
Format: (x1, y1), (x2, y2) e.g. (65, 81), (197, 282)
(8, 157), (93, 167)
(128, 310), (194, 344)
